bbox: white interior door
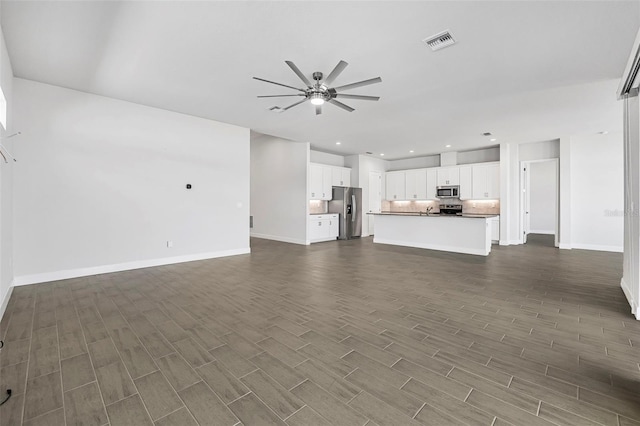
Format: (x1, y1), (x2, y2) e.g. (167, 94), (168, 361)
(368, 171), (382, 235)
(521, 159), (559, 246)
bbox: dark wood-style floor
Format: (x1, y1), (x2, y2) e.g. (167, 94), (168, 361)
(1, 235), (639, 425)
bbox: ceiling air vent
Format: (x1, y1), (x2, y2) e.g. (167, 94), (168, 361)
(423, 30), (456, 51)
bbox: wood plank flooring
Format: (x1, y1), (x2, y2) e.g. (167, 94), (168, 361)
(1, 234), (639, 425)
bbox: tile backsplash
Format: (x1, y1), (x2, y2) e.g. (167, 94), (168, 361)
(462, 200), (500, 215)
(309, 200), (328, 214)
(382, 200), (440, 213)
(315, 199), (499, 215)
(380, 199), (499, 214)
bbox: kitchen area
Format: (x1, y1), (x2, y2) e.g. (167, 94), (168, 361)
(308, 151), (500, 256)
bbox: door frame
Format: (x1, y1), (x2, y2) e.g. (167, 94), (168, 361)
(520, 158), (559, 246)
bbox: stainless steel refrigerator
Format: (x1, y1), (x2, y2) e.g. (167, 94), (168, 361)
(328, 187), (362, 240)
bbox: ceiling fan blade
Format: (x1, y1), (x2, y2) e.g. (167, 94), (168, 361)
(285, 61), (312, 87)
(333, 77), (382, 92)
(316, 105), (322, 115)
(253, 77), (305, 92)
(334, 94), (380, 101)
(323, 60), (348, 86)
(328, 99), (355, 112)
(283, 98), (308, 111)
(257, 94), (305, 98)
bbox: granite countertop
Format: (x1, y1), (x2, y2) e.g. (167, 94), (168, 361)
(369, 212), (499, 218)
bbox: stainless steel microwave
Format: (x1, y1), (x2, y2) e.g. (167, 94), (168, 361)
(436, 185), (459, 198)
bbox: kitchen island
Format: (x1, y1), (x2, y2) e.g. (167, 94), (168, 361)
(370, 212), (496, 256)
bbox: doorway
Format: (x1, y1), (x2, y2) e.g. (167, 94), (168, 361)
(520, 159), (559, 246)
(368, 171), (382, 235)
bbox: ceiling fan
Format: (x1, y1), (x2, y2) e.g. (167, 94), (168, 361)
(254, 60), (381, 115)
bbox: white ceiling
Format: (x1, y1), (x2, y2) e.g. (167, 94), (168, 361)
(1, 1), (639, 160)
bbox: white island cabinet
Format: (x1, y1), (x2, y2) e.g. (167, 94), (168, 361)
(371, 213), (493, 256)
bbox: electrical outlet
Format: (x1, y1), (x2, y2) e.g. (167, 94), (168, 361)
(472, 203), (476, 208)
(491, 203), (495, 208)
(166, 240), (173, 248)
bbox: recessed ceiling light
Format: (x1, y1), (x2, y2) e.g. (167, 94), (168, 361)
(490, 138), (497, 142)
(336, 141), (341, 145)
(380, 153), (385, 156)
(445, 144), (451, 148)
(409, 150), (414, 153)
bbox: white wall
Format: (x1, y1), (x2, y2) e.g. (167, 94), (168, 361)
(386, 147), (499, 171)
(503, 136), (622, 252)
(387, 155), (439, 171)
(529, 160), (557, 234)
(310, 150), (344, 167)
(507, 142), (521, 244)
(458, 147), (500, 165)
(622, 95), (639, 319)
(13, 79), (250, 285)
(570, 133), (624, 252)
(251, 133), (309, 244)
(520, 139), (560, 161)
(0, 20), (14, 318)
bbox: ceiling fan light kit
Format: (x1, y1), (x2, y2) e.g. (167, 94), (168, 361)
(254, 60), (381, 115)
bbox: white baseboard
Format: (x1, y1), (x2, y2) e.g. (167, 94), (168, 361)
(620, 277), (639, 320)
(509, 239), (522, 245)
(0, 284), (14, 322)
(374, 238), (489, 256)
(571, 243), (623, 253)
(13, 248), (251, 287)
(559, 243), (572, 250)
(310, 237), (338, 244)
(529, 230), (555, 235)
(250, 233), (308, 245)
(499, 240), (510, 246)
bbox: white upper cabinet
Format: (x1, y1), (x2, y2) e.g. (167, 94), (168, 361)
(459, 166), (472, 200)
(426, 168), (437, 200)
(331, 166), (351, 187)
(405, 169), (427, 200)
(309, 163), (332, 200)
(309, 163), (352, 200)
(472, 163), (500, 199)
(383, 162), (500, 202)
(385, 171), (406, 200)
(437, 166), (460, 186)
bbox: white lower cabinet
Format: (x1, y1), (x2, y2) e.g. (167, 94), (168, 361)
(490, 216), (500, 243)
(309, 214), (339, 243)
